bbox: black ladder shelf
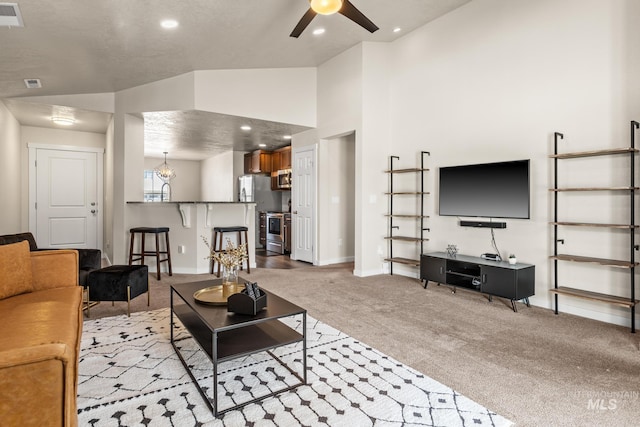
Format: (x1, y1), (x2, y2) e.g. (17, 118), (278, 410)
(549, 120), (639, 332)
(384, 151), (430, 274)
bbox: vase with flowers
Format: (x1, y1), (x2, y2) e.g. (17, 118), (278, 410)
(202, 236), (249, 286)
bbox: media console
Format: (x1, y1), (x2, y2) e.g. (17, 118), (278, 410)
(420, 252), (535, 312)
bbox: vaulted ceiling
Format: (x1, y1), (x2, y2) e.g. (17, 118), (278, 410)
(1, 0), (472, 159)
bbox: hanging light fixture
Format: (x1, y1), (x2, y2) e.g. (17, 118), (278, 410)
(309, 0), (343, 15)
(154, 152), (176, 182)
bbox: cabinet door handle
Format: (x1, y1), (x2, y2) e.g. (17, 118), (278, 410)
(439, 266), (444, 274)
(482, 274), (487, 283)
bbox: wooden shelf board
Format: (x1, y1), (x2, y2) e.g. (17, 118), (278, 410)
(550, 286), (638, 308)
(384, 192), (430, 195)
(550, 254), (638, 268)
(550, 221), (640, 229)
(549, 147), (638, 159)
(384, 168), (430, 173)
(385, 236), (429, 242)
(550, 187), (639, 192)
(385, 214), (430, 218)
(384, 257), (420, 267)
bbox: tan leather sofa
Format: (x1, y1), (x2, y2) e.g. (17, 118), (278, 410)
(0, 241), (83, 427)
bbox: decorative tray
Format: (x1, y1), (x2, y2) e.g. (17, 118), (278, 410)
(193, 283), (246, 305)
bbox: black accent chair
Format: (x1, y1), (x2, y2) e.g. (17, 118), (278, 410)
(0, 232), (102, 286)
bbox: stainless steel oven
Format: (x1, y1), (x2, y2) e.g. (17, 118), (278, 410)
(266, 212), (285, 254)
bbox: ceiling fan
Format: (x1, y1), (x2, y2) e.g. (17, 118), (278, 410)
(290, 0), (379, 38)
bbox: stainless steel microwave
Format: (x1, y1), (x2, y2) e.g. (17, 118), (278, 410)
(277, 169), (292, 189)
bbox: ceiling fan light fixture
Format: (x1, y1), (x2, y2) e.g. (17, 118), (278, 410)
(309, 0), (343, 15)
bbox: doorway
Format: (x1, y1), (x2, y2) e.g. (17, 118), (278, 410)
(28, 144), (104, 250)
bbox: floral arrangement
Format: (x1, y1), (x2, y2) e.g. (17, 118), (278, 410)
(202, 236), (248, 270)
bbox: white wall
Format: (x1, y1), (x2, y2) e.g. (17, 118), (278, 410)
(201, 151), (234, 201)
(385, 0), (640, 327)
(317, 134), (355, 265)
(104, 118), (115, 262)
(0, 101), (22, 234)
(194, 68), (317, 127)
(144, 156), (201, 201)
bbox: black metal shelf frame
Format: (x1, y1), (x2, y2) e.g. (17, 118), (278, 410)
(552, 120), (639, 333)
(386, 151), (430, 275)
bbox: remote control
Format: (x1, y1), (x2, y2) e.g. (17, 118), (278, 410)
(245, 283), (256, 299)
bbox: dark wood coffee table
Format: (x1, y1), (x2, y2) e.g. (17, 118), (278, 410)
(170, 279), (307, 417)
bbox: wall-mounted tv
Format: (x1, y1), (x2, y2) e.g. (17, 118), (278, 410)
(438, 159), (530, 219)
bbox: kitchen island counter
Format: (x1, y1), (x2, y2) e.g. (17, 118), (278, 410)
(126, 202), (256, 275)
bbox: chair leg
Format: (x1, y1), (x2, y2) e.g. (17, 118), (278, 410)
(216, 231), (224, 277)
(127, 286), (131, 317)
(165, 231), (173, 276)
(155, 232), (161, 280)
(237, 230), (243, 271)
(214, 231), (218, 274)
(128, 232), (135, 265)
(140, 233), (146, 267)
(86, 286), (90, 317)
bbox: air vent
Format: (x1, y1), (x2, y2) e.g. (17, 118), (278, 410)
(24, 78), (41, 89)
(0, 3), (24, 27)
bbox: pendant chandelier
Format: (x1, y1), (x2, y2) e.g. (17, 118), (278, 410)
(154, 152), (176, 182)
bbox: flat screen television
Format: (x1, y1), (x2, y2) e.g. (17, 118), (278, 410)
(438, 159), (530, 219)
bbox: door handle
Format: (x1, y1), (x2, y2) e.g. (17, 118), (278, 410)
(91, 202), (96, 206)
(292, 211), (298, 214)
(91, 210), (96, 214)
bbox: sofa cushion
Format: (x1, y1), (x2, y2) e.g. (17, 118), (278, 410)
(0, 241), (33, 300)
(0, 286), (82, 353)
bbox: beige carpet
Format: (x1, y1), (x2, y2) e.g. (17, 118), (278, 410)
(85, 264), (640, 426)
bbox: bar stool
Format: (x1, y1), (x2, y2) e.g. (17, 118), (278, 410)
(210, 226), (250, 277)
(128, 227), (173, 280)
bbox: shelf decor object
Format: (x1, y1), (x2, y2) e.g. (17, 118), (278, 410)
(549, 120), (639, 333)
(384, 151), (430, 274)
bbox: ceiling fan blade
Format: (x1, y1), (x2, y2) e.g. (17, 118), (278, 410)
(290, 8), (317, 38)
(339, 0), (379, 33)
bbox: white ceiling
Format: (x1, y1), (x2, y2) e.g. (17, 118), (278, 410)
(0, 0), (472, 159)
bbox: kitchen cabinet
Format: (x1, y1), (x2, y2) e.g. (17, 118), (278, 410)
(277, 146), (292, 170)
(271, 151), (281, 171)
(244, 150), (272, 174)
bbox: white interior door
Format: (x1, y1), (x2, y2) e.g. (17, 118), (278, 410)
(31, 147), (101, 249)
(292, 147), (315, 263)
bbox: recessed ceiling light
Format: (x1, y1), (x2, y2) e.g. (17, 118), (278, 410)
(393, 27), (402, 33)
(258, 143), (267, 148)
(283, 135), (292, 140)
(161, 19), (179, 29)
(241, 125), (251, 131)
(313, 28), (326, 35)
(51, 117), (75, 126)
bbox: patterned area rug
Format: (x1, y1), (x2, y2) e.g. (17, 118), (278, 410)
(78, 309), (512, 426)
